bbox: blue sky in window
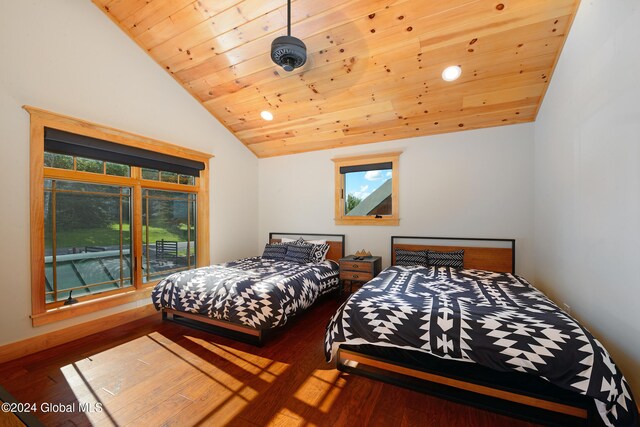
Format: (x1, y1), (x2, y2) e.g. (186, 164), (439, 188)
(345, 169), (392, 200)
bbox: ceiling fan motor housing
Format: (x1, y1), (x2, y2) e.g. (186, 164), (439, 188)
(271, 35), (307, 71)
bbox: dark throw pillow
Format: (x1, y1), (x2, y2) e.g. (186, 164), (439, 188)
(428, 250), (465, 269)
(394, 249), (428, 267)
(284, 243), (314, 263)
(262, 243), (287, 260)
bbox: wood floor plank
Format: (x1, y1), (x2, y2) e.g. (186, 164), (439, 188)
(0, 298), (540, 427)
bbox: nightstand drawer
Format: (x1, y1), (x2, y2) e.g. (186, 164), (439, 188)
(340, 271), (374, 282)
(341, 261), (371, 272)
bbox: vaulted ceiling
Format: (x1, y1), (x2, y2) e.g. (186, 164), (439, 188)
(93, 0), (580, 157)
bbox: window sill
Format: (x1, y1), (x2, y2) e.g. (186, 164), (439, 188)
(335, 218), (399, 226)
(31, 287), (153, 327)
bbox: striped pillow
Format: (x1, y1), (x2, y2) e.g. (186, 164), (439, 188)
(428, 250), (464, 269)
(284, 244), (314, 263)
(395, 249), (428, 267)
(262, 243), (287, 260)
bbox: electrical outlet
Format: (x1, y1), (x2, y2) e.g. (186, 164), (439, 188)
(563, 302), (572, 315)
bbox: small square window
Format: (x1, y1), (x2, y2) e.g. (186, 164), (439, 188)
(343, 167), (392, 216)
(333, 152), (400, 226)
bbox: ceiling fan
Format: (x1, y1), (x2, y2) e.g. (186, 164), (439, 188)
(271, 0), (307, 72)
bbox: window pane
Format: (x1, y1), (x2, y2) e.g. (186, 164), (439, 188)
(44, 186), (54, 298)
(141, 168), (159, 180)
(160, 171), (178, 183)
(44, 152), (73, 169)
(178, 175), (195, 185)
(142, 189), (196, 283)
(344, 168), (392, 216)
(106, 162), (130, 177)
(76, 157), (104, 174)
(44, 180), (132, 303)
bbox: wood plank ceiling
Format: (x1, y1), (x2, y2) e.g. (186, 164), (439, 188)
(93, 0), (580, 158)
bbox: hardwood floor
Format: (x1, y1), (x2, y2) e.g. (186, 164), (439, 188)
(0, 298), (540, 427)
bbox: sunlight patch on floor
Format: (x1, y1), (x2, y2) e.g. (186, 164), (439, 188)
(185, 335), (289, 384)
(59, 333), (279, 426)
(292, 369), (345, 413)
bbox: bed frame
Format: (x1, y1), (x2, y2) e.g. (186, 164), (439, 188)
(336, 236), (595, 427)
(162, 232), (345, 345)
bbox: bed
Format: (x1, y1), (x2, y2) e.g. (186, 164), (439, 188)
(153, 232), (344, 344)
(325, 236), (638, 427)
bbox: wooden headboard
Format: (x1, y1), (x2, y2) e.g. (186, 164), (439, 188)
(391, 236), (515, 274)
(269, 232), (345, 262)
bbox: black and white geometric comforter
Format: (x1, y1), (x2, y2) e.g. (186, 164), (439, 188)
(325, 266), (638, 427)
(153, 257), (339, 330)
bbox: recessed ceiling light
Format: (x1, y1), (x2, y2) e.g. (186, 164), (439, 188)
(260, 111), (274, 121)
(442, 65), (462, 82)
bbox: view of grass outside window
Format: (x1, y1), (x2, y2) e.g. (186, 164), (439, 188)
(344, 168), (393, 216)
(44, 179), (132, 303)
(142, 189), (196, 283)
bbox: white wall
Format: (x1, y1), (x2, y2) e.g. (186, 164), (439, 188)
(534, 1), (640, 395)
(0, 0), (258, 345)
(259, 124), (535, 278)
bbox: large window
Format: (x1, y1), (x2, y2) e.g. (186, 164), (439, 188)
(142, 189), (196, 283)
(27, 106), (212, 325)
(44, 180), (132, 303)
(333, 152), (401, 226)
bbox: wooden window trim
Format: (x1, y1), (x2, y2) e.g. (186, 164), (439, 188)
(332, 152), (401, 226)
(25, 106), (213, 326)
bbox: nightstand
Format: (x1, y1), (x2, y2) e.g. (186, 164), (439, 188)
(339, 255), (382, 294)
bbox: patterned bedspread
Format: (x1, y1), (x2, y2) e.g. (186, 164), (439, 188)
(325, 266), (638, 426)
(153, 257), (339, 330)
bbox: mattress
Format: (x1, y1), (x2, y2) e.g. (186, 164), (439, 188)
(153, 257), (339, 330)
(325, 266), (638, 426)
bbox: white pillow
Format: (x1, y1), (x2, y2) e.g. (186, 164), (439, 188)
(306, 239), (326, 244)
(281, 237), (326, 244)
